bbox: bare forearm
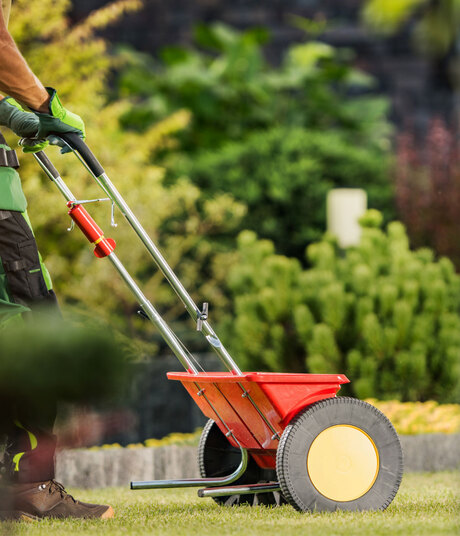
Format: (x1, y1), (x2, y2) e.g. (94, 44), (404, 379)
(0, 27), (49, 112)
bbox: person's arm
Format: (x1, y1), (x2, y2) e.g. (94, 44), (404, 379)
(0, 7), (49, 112)
(0, 6), (85, 148)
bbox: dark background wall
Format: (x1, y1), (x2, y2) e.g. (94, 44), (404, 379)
(71, 0), (457, 132)
(57, 354), (224, 447)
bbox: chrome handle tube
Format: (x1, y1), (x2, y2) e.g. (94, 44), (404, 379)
(32, 152), (200, 374)
(94, 170), (242, 376)
(33, 140), (243, 375)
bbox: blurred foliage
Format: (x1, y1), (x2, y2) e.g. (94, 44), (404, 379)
(365, 399), (460, 434)
(396, 119), (460, 268)
(222, 212), (460, 403)
(116, 22), (394, 259)
(119, 21), (389, 151)
(0, 320), (129, 426)
(172, 127), (393, 259)
(117, 22), (391, 150)
(363, 0), (460, 58)
(87, 400), (460, 447)
(87, 429), (202, 450)
(9, 0), (143, 111)
(5, 1), (246, 349)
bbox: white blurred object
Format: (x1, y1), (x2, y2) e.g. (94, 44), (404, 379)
(327, 189), (367, 248)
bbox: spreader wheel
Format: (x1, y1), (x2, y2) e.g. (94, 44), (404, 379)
(276, 397), (403, 513)
(198, 419), (285, 507)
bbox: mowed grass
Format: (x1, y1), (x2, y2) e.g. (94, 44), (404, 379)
(4, 472), (459, 536)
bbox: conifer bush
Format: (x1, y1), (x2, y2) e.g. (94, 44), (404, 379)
(223, 211), (460, 402)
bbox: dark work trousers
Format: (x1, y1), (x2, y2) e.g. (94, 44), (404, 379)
(0, 131), (60, 483)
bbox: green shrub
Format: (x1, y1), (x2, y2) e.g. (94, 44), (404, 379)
(175, 127), (393, 258)
(117, 23), (392, 152)
(116, 21), (394, 261)
(222, 213), (460, 402)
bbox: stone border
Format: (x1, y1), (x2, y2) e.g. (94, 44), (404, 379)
(399, 434), (460, 472)
(56, 434), (460, 489)
(56, 445), (200, 489)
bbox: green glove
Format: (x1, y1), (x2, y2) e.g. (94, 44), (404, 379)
(0, 97), (49, 153)
(0, 97), (39, 137)
(35, 88), (86, 148)
(21, 138), (50, 154)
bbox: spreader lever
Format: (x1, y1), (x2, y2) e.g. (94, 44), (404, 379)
(137, 309), (149, 321)
(196, 302), (209, 332)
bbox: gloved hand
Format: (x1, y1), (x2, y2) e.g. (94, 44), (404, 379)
(34, 87), (85, 153)
(0, 97), (49, 153)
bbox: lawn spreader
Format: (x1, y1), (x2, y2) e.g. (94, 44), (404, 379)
(30, 133), (403, 513)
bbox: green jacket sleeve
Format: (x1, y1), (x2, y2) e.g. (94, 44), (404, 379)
(0, 159), (27, 212)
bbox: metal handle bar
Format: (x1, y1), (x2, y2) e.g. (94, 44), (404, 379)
(59, 132), (105, 177)
(131, 445), (248, 490)
(30, 147), (202, 373)
(47, 133), (243, 376)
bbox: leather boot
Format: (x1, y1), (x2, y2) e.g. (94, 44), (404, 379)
(13, 480), (114, 519)
(0, 510), (39, 522)
(0, 481), (39, 522)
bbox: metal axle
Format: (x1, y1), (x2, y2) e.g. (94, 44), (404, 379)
(197, 482), (281, 498)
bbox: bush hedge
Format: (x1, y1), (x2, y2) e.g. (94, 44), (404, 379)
(175, 127), (393, 258)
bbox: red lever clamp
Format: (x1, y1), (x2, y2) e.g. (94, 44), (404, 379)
(67, 202), (116, 258)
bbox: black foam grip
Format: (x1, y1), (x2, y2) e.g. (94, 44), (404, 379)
(34, 151), (60, 180)
(59, 133), (105, 177)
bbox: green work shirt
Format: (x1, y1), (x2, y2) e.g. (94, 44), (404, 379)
(0, 144), (28, 212)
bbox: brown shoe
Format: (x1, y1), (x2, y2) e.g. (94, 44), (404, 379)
(13, 480), (114, 519)
(0, 510), (40, 522)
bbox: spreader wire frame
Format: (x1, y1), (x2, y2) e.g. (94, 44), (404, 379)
(30, 134), (404, 512)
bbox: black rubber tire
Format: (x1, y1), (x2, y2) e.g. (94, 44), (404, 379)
(276, 397), (403, 513)
(198, 419), (285, 507)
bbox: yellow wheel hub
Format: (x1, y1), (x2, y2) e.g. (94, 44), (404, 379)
(307, 424), (379, 502)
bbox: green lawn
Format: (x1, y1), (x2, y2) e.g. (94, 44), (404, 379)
(5, 472), (459, 536)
